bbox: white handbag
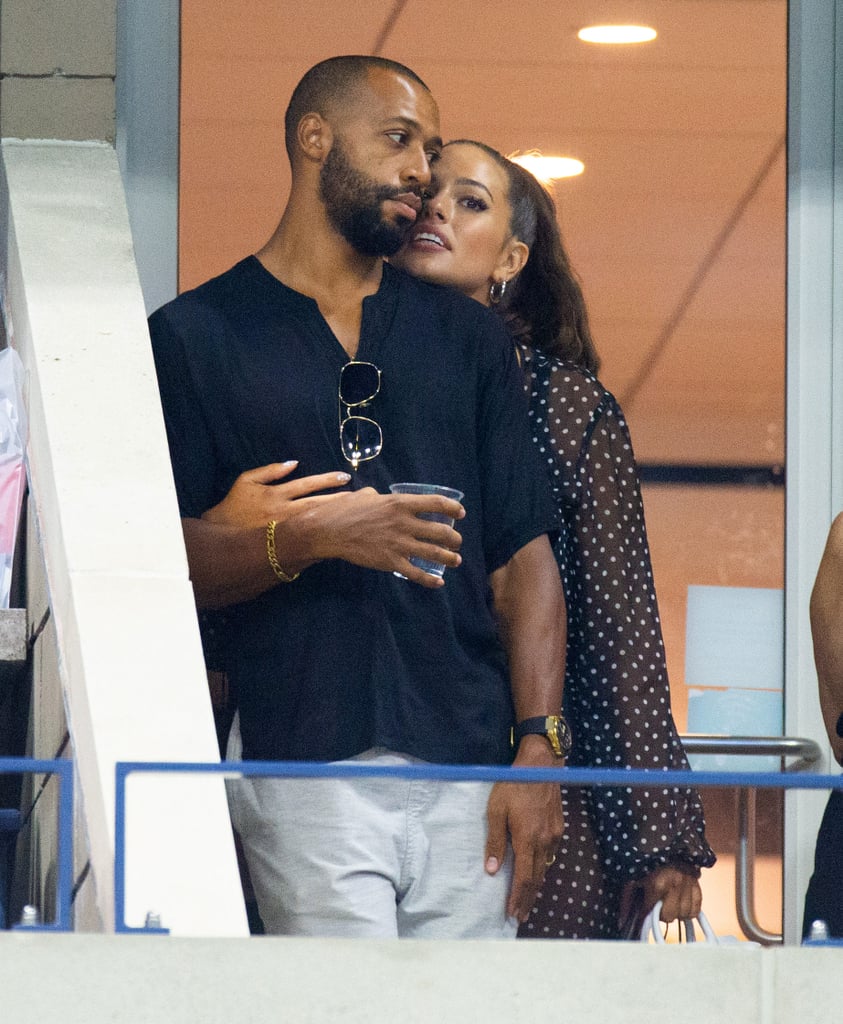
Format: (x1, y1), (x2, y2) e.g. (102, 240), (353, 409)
(639, 899), (748, 945)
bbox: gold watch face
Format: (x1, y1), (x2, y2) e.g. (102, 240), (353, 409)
(548, 715), (573, 757)
(511, 715), (573, 756)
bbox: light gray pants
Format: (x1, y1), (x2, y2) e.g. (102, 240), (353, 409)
(226, 718), (516, 939)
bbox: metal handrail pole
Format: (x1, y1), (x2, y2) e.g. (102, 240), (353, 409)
(680, 735), (822, 773)
(679, 735), (822, 946)
(736, 786), (782, 945)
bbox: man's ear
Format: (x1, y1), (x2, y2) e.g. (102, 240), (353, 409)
(297, 113), (332, 163)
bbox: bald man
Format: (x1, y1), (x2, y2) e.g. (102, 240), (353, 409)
(149, 56), (570, 939)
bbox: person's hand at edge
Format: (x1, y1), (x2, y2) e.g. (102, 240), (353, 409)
(484, 734), (564, 923)
(619, 863), (702, 930)
(202, 461), (351, 529)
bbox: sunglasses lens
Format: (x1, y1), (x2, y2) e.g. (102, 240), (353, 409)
(338, 362), (382, 468)
(340, 416), (383, 466)
(340, 362), (380, 406)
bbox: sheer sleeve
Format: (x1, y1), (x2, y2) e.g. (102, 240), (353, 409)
(530, 356), (716, 879)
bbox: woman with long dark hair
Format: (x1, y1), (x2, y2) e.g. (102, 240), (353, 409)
(393, 140), (715, 938)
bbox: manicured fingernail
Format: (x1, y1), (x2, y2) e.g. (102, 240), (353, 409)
(337, 473), (351, 482)
(486, 856), (499, 874)
(282, 460), (298, 467)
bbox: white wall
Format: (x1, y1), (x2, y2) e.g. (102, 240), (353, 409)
(0, 933), (841, 1024)
(0, 139), (247, 936)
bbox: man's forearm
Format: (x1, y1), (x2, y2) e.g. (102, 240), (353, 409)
(184, 482), (466, 608)
(486, 532), (568, 921)
(183, 518), (292, 609)
(490, 534), (567, 750)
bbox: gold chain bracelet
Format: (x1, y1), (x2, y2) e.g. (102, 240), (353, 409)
(265, 520), (300, 583)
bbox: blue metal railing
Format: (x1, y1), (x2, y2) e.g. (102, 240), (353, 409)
(4, 743), (835, 935)
(0, 756), (74, 931)
(113, 758), (843, 935)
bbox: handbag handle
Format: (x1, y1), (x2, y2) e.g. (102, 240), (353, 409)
(639, 899), (720, 944)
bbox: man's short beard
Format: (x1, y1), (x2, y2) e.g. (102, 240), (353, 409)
(319, 139), (415, 258)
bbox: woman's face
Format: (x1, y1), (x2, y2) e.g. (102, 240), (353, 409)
(393, 143), (527, 305)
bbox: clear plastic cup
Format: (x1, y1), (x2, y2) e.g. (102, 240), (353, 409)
(389, 482), (464, 578)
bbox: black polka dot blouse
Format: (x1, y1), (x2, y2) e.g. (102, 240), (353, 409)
(516, 347), (716, 940)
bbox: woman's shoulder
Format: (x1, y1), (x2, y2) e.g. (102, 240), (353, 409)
(526, 350), (623, 420)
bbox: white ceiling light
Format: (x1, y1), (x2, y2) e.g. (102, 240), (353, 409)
(578, 24), (657, 44)
(509, 153), (585, 185)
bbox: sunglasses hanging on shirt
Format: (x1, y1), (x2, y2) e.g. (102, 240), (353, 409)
(338, 360), (383, 469)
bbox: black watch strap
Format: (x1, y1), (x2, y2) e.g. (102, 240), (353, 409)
(512, 714), (573, 758)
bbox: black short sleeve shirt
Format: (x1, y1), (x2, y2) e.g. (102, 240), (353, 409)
(149, 258), (555, 764)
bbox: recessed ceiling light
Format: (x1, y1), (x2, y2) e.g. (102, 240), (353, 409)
(578, 24), (657, 44)
(509, 153), (585, 185)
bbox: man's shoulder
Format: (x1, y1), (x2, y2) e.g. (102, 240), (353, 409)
(389, 265), (509, 339)
(149, 258), (256, 327)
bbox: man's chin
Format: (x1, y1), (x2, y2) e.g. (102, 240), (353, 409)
(338, 212), (412, 259)
(369, 223), (412, 259)
(378, 239), (407, 259)
(385, 215), (418, 251)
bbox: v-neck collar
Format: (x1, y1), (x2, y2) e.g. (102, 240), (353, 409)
(244, 255), (401, 365)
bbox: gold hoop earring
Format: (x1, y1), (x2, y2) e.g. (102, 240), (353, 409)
(489, 279), (507, 305)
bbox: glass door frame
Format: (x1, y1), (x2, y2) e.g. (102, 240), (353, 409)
(784, 0), (843, 945)
(116, 0), (843, 944)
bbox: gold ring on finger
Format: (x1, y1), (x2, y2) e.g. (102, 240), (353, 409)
(545, 853), (556, 867)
